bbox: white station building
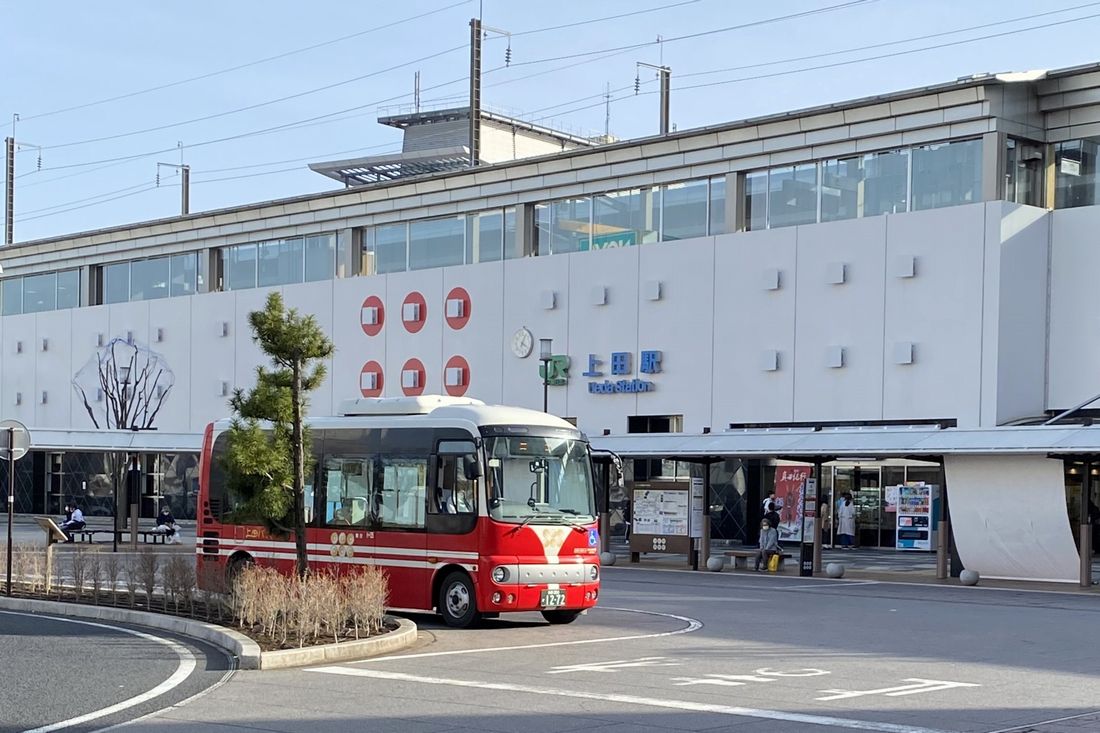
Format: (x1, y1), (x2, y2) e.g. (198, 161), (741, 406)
(2, 64), (1100, 583)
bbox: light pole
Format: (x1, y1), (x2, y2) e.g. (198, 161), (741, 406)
(539, 338), (553, 413)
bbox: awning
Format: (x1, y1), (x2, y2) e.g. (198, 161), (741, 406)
(587, 424), (1100, 459)
(23, 429), (202, 453)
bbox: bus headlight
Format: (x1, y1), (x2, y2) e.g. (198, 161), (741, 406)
(588, 564), (599, 581)
(491, 566), (510, 583)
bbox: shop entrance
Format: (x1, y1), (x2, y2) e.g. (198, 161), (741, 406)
(821, 460), (942, 549)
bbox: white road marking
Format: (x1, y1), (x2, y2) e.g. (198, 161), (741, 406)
(673, 673), (775, 687)
(985, 709), (1100, 733)
(305, 666), (954, 733)
(756, 667), (831, 677)
(1, 611), (196, 733)
(816, 678), (980, 701)
(548, 656), (679, 674)
(359, 606), (702, 662)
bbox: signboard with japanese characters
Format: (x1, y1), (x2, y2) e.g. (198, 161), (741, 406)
(584, 349), (662, 394)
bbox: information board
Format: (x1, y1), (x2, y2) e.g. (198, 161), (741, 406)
(630, 486), (693, 555)
(689, 477), (705, 539)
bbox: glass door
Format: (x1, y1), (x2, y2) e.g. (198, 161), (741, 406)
(852, 467), (882, 548)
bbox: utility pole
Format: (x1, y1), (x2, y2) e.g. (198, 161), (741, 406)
(635, 62), (672, 136)
(604, 82), (611, 141)
(156, 162), (191, 216)
(468, 17), (511, 168)
(4, 136), (13, 246)
(414, 71), (421, 113)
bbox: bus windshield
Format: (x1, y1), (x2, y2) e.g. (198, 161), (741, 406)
(484, 434), (594, 523)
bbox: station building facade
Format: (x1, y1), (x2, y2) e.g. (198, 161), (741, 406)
(2, 64), (1100, 578)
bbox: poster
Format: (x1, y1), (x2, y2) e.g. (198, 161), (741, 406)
(774, 465), (812, 542)
(632, 489), (689, 537)
(689, 477), (705, 538)
(884, 485), (900, 513)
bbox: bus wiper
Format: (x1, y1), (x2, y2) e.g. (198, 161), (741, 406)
(557, 508), (578, 514)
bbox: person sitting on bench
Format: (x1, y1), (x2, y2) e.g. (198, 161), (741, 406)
(754, 518), (780, 572)
(151, 506), (181, 544)
(59, 502), (86, 542)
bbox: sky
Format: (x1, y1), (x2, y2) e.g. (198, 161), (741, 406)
(3, 0), (1100, 243)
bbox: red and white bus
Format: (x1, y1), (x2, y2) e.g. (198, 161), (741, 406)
(197, 395), (600, 627)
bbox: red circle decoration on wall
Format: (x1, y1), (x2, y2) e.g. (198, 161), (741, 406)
(443, 355), (471, 397)
(444, 287), (472, 331)
(401, 292), (428, 334)
(400, 358), (426, 397)
(360, 296), (385, 337)
(359, 361), (384, 398)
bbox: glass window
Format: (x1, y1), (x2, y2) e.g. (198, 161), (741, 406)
(708, 176), (727, 235)
(503, 207), (519, 259)
(169, 253), (197, 297)
(545, 197), (591, 255)
(465, 211), (503, 264)
(409, 216), (465, 270)
(433, 454), (476, 515)
(768, 163), (818, 228)
(373, 223), (408, 274)
(661, 179), (708, 241)
(130, 256), (170, 301)
(323, 457), (374, 527)
(744, 170), (768, 231)
(821, 156), (863, 222)
(378, 456), (427, 529)
(257, 238), (304, 287)
(304, 234), (335, 282)
(1054, 137), (1100, 209)
(104, 262), (130, 304)
(592, 188), (659, 249)
(22, 272), (57, 313)
(911, 139), (982, 211)
(360, 228), (376, 276)
(0, 279), (20, 316)
(863, 149), (910, 216)
(56, 269), (80, 309)
(226, 244), (258, 290)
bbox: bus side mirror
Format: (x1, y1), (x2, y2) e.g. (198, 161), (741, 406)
(463, 455), (482, 480)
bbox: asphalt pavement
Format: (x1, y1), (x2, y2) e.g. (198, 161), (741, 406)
(103, 564), (1100, 733)
(0, 610), (232, 733)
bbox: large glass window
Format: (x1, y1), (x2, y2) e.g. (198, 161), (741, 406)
(1004, 139), (1044, 207)
(409, 216), (465, 270)
(373, 223), (408, 274)
(22, 272), (57, 313)
(485, 434), (594, 523)
(225, 244), (258, 290)
(378, 456), (427, 529)
(0, 279), (20, 316)
(863, 149), (910, 216)
(257, 238), (304, 287)
(1055, 137), (1100, 209)
(661, 179), (708, 241)
(592, 188), (658, 249)
(304, 234), (336, 282)
(323, 457), (374, 527)
(56, 269), (80, 309)
(543, 197), (591, 254)
(768, 163), (818, 228)
(503, 207), (519, 259)
(911, 139), (982, 211)
(708, 176), (727, 235)
(129, 256), (170, 301)
(169, 253), (197, 297)
(821, 156), (863, 222)
(104, 262), (130, 304)
(466, 211), (503, 264)
(744, 170), (768, 231)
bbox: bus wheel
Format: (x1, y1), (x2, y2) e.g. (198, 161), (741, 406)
(438, 571), (479, 628)
(226, 553), (254, 588)
(541, 610), (581, 625)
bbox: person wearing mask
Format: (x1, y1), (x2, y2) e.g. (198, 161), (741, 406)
(152, 505), (181, 544)
(755, 519), (780, 572)
(59, 502), (86, 542)
(764, 502), (782, 542)
(837, 494), (857, 549)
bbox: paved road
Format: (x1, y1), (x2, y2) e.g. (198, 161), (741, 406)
(102, 565), (1100, 733)
(0, 610), (232, 733)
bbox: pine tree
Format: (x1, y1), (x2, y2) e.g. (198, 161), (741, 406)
(223, 292), (334, 577)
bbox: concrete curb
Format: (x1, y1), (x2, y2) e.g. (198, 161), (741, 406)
(0, 597), (417, 670)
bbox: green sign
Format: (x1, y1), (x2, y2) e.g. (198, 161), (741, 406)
(580, 231), (637, 251)
(538, 355), (570, 386)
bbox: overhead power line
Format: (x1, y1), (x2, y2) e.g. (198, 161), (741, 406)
(17, 0), (473, 122)
(508, 0), (703, 38)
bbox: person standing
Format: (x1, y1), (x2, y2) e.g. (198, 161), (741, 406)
(764, 502), (782, 542)
(818, 494), (832, 549)
(755, 519), (780, 572)
(762, 491), (777, 515)
(837, 495), (857, 549)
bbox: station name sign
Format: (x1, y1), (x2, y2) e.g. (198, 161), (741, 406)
(584, 350), (662, 395)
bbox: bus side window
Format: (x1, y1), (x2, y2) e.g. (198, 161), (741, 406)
(433, 455), (475, 515)
(323, 457), (373, 527)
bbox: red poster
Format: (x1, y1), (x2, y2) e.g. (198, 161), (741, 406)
(773, 465), (812, 542)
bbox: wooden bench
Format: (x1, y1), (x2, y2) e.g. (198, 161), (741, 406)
(724, 549), (794, 571)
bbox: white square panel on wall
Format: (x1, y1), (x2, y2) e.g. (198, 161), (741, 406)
(642, 280), (662, 301)
(361, 306), (379, 326)
(893, 341), (915, 365)
(540, 290), (556, 310)
(401, 369), (420, 389)
(445, 367), (465, 387)
(761, 268), (781, 291)
(826, 262), (847, 285)
(892, 255), (917, 278)
(826, 345), (846, 368)
(360, 371), (378, 391)
(445, 298), (465, 318)
(760, 349), (779, 371)
(590, 286), (607, 306)
(402, 302), (421, 322)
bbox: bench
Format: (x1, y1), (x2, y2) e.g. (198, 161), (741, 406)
(724, 549), (794, 571)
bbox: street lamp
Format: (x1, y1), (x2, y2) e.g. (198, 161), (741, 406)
(539, 337), (553, 413)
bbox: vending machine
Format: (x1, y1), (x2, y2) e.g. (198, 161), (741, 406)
(894, 482), (941, 551)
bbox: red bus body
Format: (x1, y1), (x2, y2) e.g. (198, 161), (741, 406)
(196, 397), (600, 625)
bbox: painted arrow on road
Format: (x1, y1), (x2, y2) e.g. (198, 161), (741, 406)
(816, 679), (980, 701)
(547, 657), (679, 674)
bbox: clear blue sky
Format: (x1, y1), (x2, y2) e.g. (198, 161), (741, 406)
(4, 0), (1100, 243)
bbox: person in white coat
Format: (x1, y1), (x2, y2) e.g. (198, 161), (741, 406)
(836, 494), (857, 549)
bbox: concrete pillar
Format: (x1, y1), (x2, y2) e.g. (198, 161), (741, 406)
(79, 265), (94, 306)
(336, 228), (357, 278)
(1044, 143), (1058, 210)
(980, 131), (1006, 203)
(515, 203), (538, 257)
(198, 248), (215, 293)
(724, 171), (743, 233)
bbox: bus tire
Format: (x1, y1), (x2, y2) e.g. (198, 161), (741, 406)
(226, 553), (254, 588)
(541, 610), (581, 625)
(437, 570), (479, 628)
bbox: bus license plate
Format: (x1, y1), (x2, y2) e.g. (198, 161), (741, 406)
(540, 589), (566, 608)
